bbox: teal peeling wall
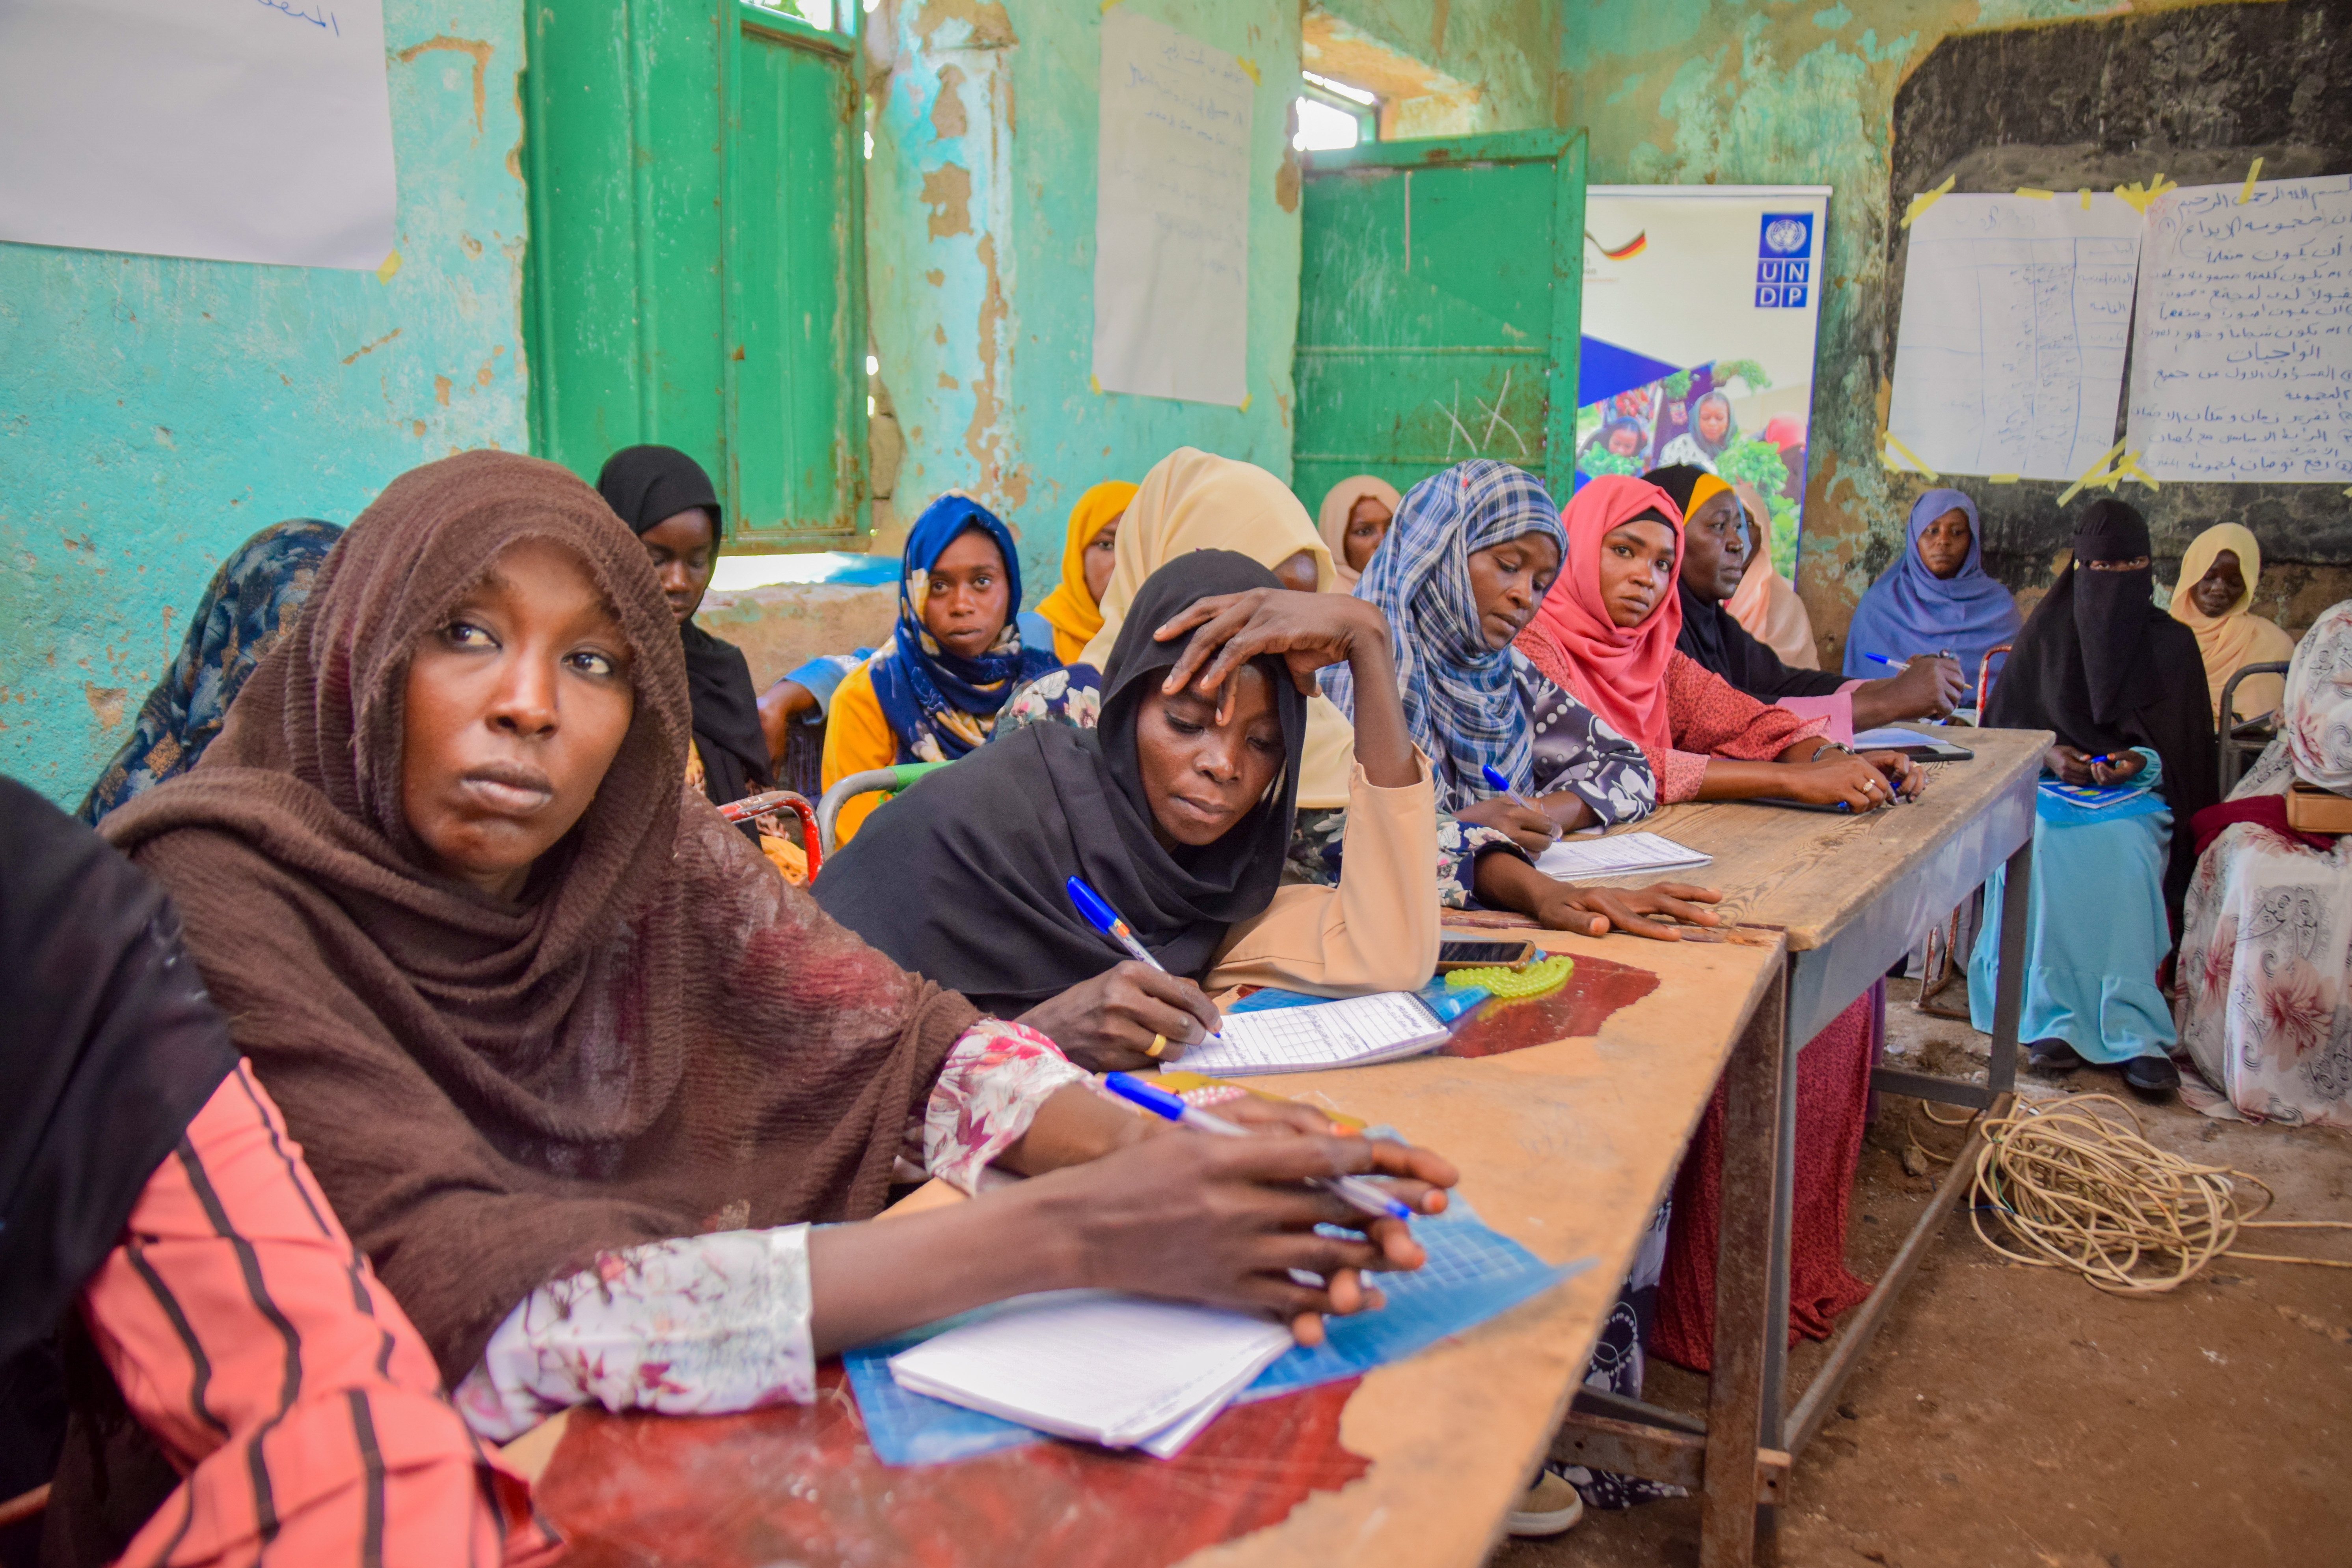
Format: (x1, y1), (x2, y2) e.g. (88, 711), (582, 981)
(1316, 0), (1558, 132)
(0, 0), (528, 805)
(1557, 0), (2222, 660)
(869, 0), (1304, 594)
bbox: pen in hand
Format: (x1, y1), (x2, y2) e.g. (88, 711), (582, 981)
(1066, 876), (1225, 1046)
(1100, 1072), (1413, 1223)
(1480, 764), (1562, 842)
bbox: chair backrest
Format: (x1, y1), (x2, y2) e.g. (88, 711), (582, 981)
(1976, 645), (2011, 715)
(2217, 660), (2293, 795)
(815, 761), (954, 856)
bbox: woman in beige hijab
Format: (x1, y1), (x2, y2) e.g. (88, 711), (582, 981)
(1723, 481), (1819, 670)
(1082, 448), (1358, 807)
(2171, 522), (2294, 723)
(1316, 474), (1402, 588)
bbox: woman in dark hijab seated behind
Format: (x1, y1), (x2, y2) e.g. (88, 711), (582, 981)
(1648, 465), (1963, 734)
(101, 452), (1454, 1445)
(596, 444), (813, 878)
(2, 778), (546, 1566)
(815, 550), (1437, 1069)
(1969, 499), (2218, 1097)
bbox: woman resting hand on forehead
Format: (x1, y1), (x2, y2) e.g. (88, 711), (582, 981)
(818, 548), (1445, 1073)
(102, 453), (1456, 1447)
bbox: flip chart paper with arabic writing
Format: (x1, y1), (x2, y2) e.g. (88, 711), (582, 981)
(2125, 175), (2352, 484)
(1091, 9), (1251, 406)
(1885, 193), (2143, 481)
(0, 0), (397, 270)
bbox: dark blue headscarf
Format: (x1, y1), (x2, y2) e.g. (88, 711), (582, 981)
(868, 495), (1059, 763)
(78, 518), (343, 823)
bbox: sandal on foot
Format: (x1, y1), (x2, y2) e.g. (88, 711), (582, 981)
(1506, 1469), (1587, 1537)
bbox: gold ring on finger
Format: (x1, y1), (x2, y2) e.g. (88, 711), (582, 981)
(1147, 1033), (1169, 1059)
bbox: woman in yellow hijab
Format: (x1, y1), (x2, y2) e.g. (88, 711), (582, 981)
(1033, 480), (1138, 663)
(1080, 449), (1354, 807)
(2171, 523), (2294, 723)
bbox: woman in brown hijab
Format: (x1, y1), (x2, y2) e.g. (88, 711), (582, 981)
(101, 451), (1452, 1438)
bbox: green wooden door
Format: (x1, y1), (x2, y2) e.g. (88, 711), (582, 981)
(524, 0), (866, 549)
(1294, 130), (1585, 511)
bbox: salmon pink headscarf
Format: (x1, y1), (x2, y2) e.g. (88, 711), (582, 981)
(1514, 475), (1685, 752)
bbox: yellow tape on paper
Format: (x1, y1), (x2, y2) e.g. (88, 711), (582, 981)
(1901, 175), (1956, 229)
(2015, 188), (2054, 201)
(2240, 157), (2264, 204)
(1989, 473), (2021, 484)
(1234, 56), (1259, 84)
(1883, 434), (1938, 479)
(375, 251), (402, 283)
(2112, 173), (2178, 214)
(2056, 439), (2129, 505)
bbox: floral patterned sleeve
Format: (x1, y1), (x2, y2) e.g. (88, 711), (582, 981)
(451, 1020), (1084, 1443)
(1515, 652), (1658, 825)
(996, 664), (1102, 736)
(1302, 806), (1520, 907)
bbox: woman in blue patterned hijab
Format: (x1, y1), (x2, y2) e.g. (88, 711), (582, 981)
(79, 518), (343, 823)
(1322, 460), (1566, 810)
(869, 494), (1059, 763)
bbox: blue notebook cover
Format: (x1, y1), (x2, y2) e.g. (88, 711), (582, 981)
(843, 1198), (1591, 1467)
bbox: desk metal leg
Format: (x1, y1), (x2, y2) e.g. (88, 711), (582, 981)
(1987, 836), (2033, 1098)
(1701, 968), (1785, 1568)
(1758, 971), (1800, 1452)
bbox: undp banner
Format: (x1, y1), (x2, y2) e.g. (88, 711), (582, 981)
(1575, 185), (1831, 579)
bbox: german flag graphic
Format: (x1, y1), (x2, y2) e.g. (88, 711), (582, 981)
(1587, 229), (1646, 261)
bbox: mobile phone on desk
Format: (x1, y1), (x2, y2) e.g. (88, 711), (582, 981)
(1436, 937), (1538, 972)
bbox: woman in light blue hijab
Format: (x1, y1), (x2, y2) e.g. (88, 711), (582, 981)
(1843, 488), (2019, 700)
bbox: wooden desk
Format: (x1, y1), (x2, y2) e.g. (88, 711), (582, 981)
(528, 930), (1787, 1568)
(1553, 724), (2051, 1565)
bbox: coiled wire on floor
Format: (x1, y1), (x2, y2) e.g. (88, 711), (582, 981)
(1905, 1093), (2352, 1295)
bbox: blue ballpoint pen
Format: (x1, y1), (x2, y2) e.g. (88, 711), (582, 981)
(1066, 876), (1225, 1046)
(1479, 764), (1561, 841)
(1863, 652), (1909, 670)
(1100, 1073), (1413, 1223)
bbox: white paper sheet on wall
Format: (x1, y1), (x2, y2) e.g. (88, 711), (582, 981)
(1884, 192), (2143, 480)
(1091, 9), (1251, 406)
(2125, 175), (2352, 485)
(0, 0), (398, 271)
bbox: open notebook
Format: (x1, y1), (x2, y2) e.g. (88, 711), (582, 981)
(886, 1292), (1294, 1456)
(1176, 991), (1450, 1076)
(1534, 830), (1711, 882)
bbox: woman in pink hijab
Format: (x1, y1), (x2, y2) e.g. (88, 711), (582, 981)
(1510, 473), (1910, 1385)
(1515, 475), (1915, 809)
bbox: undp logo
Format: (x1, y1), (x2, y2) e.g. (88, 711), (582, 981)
(1755, 212), (1815, 308)
(1764, 216), (1810, 256)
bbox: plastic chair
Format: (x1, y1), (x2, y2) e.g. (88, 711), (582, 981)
(2217, 661), (2291, 795)
(816, 761), (953, 856)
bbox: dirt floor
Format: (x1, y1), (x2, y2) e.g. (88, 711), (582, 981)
(1496, 979), (2352, 1568)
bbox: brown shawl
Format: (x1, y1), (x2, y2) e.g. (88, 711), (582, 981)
(101, 451), (976, 1379)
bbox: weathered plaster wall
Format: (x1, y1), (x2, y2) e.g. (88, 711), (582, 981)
(0, 0), (529, 804)
(865, 0), (1304, 594)
(1310, 0), (1558, 136)
(1557, 0), (2345, 663)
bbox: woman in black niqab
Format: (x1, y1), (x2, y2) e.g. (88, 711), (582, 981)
(596, 445), (776, 823)
(812, 551), (1307, 1016)
(1986, 499), (2217, 921)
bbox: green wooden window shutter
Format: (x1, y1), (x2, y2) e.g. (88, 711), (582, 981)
(523, 0), (868, 550)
